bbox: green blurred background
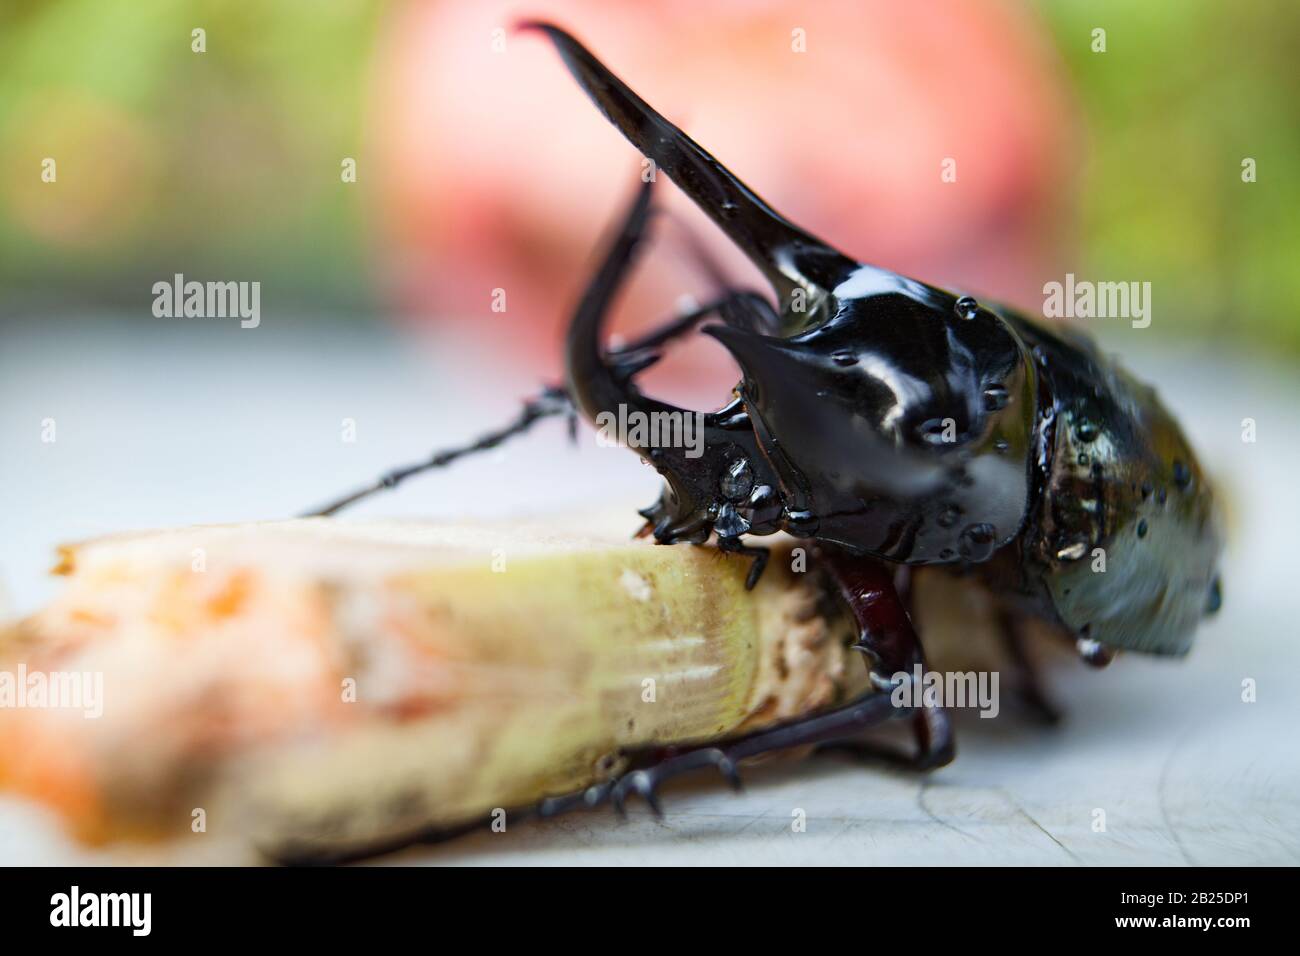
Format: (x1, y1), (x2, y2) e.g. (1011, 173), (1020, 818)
(0, 0), (1295, 352)
(0, 0), (380, 311)
(1042, 1), (1299, 353)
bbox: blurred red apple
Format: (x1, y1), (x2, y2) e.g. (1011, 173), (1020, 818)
(370, 0), (1077, 393)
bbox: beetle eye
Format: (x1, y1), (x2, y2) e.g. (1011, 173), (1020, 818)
(954, 296), (980, 320)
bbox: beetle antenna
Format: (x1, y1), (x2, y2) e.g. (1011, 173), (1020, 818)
(301, 385), (573, 517)
(303, 289), (768, 518)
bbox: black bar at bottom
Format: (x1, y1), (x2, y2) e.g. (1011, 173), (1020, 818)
(0, 866), (1276, 941)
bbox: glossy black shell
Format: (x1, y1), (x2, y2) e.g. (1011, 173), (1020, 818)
(987, 313), (1222, 654)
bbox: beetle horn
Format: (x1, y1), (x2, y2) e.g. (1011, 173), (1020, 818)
(564, 177), (698, 452)
(520, 20), (857, 306)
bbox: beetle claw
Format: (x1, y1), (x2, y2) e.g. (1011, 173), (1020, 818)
(717, 754), (744, 792)
(610, 770), (661, 818)
(607, 747), (745, 820)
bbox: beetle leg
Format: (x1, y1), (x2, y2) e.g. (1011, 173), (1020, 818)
(998, 608), (1063, 725)
(716, 535), (770, 590)
(815, 709), (954, 771)
(530, 558), (950, 817)
(816, 563), (958, 769)
(510, 691), (907, 823)
(820, 549), (923, 679)
(601, 690), (909, 816)
(611, 288), (778, 357)
(815, 548), (957, 769)
(662, 212), (783, 335)
(273, 688), (914, 860)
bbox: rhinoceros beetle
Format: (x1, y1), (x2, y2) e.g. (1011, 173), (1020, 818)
(307, 22), (1223, 813)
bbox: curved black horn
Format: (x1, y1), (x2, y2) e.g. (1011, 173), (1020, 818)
(564, 178), (699, 451)
(520, 21), (857, 305)
(565, 178), (652, 428)
(564, 180), (786, 544)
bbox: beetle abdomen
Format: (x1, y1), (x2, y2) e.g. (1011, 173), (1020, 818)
(1006, 313), (1223, 654)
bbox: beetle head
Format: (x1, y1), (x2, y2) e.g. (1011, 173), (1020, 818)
(703, 275), (1038, 560)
